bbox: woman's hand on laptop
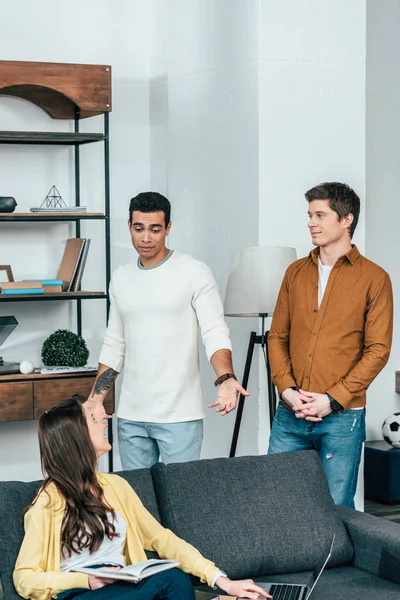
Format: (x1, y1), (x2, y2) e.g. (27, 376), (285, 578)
(216, 576), (271, 599)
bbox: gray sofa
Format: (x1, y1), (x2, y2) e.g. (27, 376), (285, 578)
(1, 450), (400, 599)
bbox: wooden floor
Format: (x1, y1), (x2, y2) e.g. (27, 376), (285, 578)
(365, 498), (400, 523)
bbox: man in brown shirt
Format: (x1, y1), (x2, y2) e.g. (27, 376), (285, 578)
(268, 182), (393, 508)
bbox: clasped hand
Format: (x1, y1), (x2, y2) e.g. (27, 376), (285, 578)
(282, 388), (332, 421)
(208, 377), (249, 416)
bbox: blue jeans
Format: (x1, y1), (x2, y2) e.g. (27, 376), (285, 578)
(118, 419), (203, 469)
(57, 568), (195, 600)
(268, 402), (366, 508)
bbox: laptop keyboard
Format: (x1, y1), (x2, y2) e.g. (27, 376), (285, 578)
(268, 584), (304, 600)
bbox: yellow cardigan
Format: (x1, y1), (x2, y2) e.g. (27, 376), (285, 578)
(13, 473), (218, 600)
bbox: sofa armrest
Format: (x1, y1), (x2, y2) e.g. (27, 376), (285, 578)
(337, 505), (400, 585)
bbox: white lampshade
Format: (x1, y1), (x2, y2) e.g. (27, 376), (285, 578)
(224, 246), (297, 317)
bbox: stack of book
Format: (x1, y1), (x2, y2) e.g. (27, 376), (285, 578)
(1, 280), (63, 295)
(57, 238), (91, 291)
(0, 238), (91, 296)
(24, 279), (63, 292)
(1, 282), (44, 295)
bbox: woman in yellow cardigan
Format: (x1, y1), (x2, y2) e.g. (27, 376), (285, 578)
(13, 397), (269, 600)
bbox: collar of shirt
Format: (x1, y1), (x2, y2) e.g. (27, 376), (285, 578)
(309, 244), (361, 266)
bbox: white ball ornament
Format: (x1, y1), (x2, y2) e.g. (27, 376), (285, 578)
(19, 361), (34, 374)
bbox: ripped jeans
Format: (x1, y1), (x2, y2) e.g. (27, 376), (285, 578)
(268, 402), (366, 508)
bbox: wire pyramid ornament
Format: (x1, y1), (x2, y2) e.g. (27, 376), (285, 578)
(41, 185), (68, 209)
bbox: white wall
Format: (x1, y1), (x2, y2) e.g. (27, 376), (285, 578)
(0, 0), (152, 480)
(2, 0), (395, 495)
(149, 0), (260, 458)
(258, 0), (367, 507)
(366, 0), (400, 440)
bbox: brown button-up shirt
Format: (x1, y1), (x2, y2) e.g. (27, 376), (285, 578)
(268, 245), (393, 409)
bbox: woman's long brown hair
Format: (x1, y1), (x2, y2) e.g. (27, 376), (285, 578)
(36, 397), (118, 556)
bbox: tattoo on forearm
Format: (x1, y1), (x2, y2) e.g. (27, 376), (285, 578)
(92, 368), (119, 398)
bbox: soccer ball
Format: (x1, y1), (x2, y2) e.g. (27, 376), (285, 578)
(382, 413), (400, 448)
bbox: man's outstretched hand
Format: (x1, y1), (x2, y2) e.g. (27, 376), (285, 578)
(208, 378), (249, 416)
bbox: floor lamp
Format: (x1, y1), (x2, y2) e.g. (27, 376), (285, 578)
(224, 246), (297, 458)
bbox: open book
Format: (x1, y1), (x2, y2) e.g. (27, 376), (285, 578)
(73, 559), (180, 583)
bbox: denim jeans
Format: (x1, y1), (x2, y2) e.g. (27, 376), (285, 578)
(268, 402), (366, 508)
(57, 568), (195, 600)
(118, 418), (203, 470)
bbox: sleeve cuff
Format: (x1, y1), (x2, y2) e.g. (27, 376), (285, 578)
(98, 348), (125, 373)
(206, 337), (233, 362)
(276, 376), (298, 397)
(211, 569), (227, 588)
(326, 381), (353, 410)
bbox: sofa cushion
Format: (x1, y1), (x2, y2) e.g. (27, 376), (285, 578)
(151, 450), (354, 580)
(116, 468), (161, 521)
(0, 479), (42, 600)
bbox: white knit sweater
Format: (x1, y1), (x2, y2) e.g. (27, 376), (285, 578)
(98, 251), (232, 423)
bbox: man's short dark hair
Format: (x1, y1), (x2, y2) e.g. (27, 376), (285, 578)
(305, 182), (360, 238)
(129, 192), (171, 227)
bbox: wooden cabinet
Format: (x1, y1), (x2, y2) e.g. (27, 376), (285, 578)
(0, 382), (33, 422)
(0, 372), (114, 422)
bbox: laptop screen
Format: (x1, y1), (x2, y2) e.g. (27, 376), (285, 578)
(305, 534), (335, 599)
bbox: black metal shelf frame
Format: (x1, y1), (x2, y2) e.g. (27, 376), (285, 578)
(0, 214), (106, 222)
(0, 114), (112, 468)
(0, 117), (111, 324)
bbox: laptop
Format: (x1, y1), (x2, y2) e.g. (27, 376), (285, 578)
(248, 534), (335, 600)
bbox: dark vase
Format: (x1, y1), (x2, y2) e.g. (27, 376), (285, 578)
(0, 197), (17, 213)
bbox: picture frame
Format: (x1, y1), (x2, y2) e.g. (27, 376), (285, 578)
(0, 265), (14, 283)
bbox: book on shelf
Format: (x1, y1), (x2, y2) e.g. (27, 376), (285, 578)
(30, 206), (87, 213)
(24, 279), (63, 286)
(23, 279), (63, 293)
(1, 281), (43, 290)
(56, 238), (86, 291)
(43, 285), (63, 293)
(70, 239), (91, 291)
(40, 365), (97, 375)
(73, 559), (180, 583)
(2, 288), (44, 295)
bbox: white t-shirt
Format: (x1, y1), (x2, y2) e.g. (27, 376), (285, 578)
(99, 251), (232, 423)
(60, 511), (127, 572)
(318, 256), (333, 308)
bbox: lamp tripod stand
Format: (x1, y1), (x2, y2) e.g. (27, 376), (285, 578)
(229, 313), (277, 458)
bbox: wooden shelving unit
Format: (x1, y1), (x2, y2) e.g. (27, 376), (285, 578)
(0, 60), (114, 469)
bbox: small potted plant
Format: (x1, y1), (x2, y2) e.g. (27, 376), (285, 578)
(41, 329), (89, 367)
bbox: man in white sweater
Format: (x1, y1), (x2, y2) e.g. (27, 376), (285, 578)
(84, 192), (247, 469)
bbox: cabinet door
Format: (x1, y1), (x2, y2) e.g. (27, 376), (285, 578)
(34, 378), (114, 418)
(0, 382), (33, 422)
